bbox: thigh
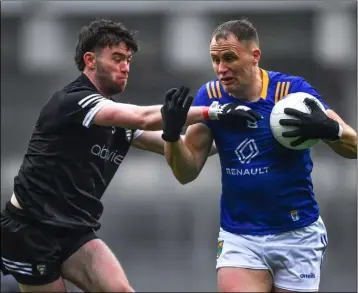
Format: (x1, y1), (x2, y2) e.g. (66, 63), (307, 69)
(272, 286), (294, 292)
(1, 209), (64, 289)
(216, 228), (272, 292)
(18, 278), (67, 293)
(218, 267), (272, 292)
(61, 238), (134, 292)
(266, 217), (328, 292)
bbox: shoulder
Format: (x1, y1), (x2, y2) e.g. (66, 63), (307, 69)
(198, 79), (223, 99)
(267, 70), (304, 87)
(39, 76), (102, 122)
(268, 70), (319, 94)
(50, 77), (101, 110)
(267, 70), (328, 107)
(194, 79), (224, 106)
(266, 70), (308, 103)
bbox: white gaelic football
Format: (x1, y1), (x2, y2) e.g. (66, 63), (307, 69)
(270, 92), (326, 150)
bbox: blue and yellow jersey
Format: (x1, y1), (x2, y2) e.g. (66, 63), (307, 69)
(193, 69), (329, 235)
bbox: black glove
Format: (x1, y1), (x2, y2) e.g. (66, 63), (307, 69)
(279, 97), (341, 147)
(208, 101), (262, 125)
(161, 86), (193, 142)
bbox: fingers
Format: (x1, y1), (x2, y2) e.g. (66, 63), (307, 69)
(279, 118), (302, 127)
(166, 86), (191, 109)
(290, 137), (308, 147)
(238, 111), (260, 123)
(164, 88), (178, 104)
(248, 110), (263, 121)
(177, 86), (190, 107)
(282, 129), (301, 138)
(170, 88), (181, 108)
(284, 108), (308, 119)
(223, 107), (262, 123)
(243, 112), (258, 123)
(304, 98), (320, 112)
(183, 96), (193, 112)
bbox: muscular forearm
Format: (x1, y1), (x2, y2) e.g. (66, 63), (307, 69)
(164, 139), (200, 184)
(138, 106), (206, 131)
(327, 124), (357, 159)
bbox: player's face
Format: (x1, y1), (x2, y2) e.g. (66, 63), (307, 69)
(210, 34), (260, 94)
(95, 43), (133, 96)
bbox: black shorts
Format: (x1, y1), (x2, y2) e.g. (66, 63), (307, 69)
(1, 202), (98, 285)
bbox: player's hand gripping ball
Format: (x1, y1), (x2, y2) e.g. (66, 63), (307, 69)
(270, 92), (327, 150)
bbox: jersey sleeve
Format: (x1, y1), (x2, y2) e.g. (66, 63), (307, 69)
(290, 77), (330, 110)
(61, 90), (115, 128)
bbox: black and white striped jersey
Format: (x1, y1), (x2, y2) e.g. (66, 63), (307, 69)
(13, 74), (141, 230)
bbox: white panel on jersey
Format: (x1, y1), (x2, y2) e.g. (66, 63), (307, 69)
(78, 93), (113, 128)
(78, 94), (105, 108)
(133, 130), (144, 140)
(82, 100), (114, 128)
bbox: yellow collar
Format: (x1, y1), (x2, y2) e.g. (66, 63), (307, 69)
(260, 68), (269, 99)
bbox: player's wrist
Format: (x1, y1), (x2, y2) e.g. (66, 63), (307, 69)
(323, 119), (343, 141)
(203, 101), (220, 120)
(161, 132), (180, 142)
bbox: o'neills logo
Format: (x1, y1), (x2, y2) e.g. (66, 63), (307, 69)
(91, 144), (124, 165)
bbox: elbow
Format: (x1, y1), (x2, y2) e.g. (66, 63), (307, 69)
(346, 151), (357, 159)
(175, 172), (198, 185)
(178, 178), (193, 185)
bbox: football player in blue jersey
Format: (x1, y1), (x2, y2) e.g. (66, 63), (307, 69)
(161, 19), (357, 292)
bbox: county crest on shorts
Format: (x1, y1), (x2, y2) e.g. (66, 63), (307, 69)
(36, 264), (47, 275)
(217, 240), (224, 259)
(290, 210), (300, 221)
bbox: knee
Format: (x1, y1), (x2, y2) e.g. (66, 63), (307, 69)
(106, 281), (135, 293)
(120, 283), (135, 293)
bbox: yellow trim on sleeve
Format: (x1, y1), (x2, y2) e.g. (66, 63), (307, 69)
(260, 69), (269, 99)
(210, 82), (217, 98)
(215, 81), (222, 98)
(275, 82), (281, 104)
(280, 82), (286, 100)
(284, 82), (290, 97)
(206, 82), (213, 99)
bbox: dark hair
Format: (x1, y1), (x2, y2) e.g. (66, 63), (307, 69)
(212, 19), (259, 45)
(74, 19), (139, 71)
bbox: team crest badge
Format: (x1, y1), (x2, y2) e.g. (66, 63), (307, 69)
(217, 240), (224, 259)
(290, 210), (300, 222)
(36, 264), (47, 275)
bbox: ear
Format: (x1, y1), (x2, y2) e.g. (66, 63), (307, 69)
(252, 48), (261, 65)
(83, 52), (96, 70)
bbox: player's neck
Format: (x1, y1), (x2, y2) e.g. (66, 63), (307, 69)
(82, 70), (109, 98)
(231, 67), (262, 102)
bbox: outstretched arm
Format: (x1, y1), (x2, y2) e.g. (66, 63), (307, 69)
(92, 87), (206, 131)
(93, 103), (207, 131)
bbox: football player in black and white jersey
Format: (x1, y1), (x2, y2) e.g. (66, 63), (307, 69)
(0, 19), (255, 292)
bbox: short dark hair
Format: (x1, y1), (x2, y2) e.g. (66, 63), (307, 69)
(74, 19), (139, 71)
(212, 19), (259, 45)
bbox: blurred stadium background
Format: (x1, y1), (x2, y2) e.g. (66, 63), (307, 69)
(1, 1), (357, 292)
